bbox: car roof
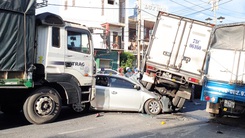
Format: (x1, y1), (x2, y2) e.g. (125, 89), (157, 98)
(98, 68), (116, 71)
(96, 74), (131, 81)
(96, 74), (156, 94)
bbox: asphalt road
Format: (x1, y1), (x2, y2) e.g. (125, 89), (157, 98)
(1, 99), (245, 138)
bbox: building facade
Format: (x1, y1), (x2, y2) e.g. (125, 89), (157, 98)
(36, 0), (167, 70)
(37, 0), (128, 70)
(127, 1), (167, 68)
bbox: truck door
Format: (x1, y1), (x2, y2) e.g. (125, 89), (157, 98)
(37, 26), (65, 73)
(64, 27), (94, 86)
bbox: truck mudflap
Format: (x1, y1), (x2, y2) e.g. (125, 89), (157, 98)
(206, 102), (220, 114)
(172, 91), (191, 108)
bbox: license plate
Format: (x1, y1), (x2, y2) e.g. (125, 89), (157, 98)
(224, 100), (235, 108)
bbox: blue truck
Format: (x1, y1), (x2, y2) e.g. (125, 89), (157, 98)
(201, 23), (245, 117)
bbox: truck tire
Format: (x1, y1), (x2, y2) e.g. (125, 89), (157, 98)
(26, 87), (62, 124)
(144, 99), (162, 115)
(70, 103), (90, 113)
(23, 97), (35, 124)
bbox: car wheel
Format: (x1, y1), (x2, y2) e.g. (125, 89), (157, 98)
(26, 87), (62, 124)
(144, 99), (162, 115)
(70, 103), (90, 113)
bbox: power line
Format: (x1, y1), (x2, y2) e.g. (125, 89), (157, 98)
(180, 0), (210, 16)
(169, 0), (233, 17)
(182, 0), (233, 21)
(170, 0), (209, 15)
(141, 9), (157, 18)
(183, 0), (232, 16)
(48, 3), (135, 10)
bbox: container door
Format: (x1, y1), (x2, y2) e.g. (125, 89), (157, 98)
(175, 22), (212, 75)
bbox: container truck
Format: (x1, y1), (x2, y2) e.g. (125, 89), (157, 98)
(201, 22), (245, 117)
(140, 11), (214, 111)
(0, 0), (96, 124)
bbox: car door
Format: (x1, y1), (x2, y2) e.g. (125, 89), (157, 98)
(108, 76), (142, 111)
(91, 76), (110, 110)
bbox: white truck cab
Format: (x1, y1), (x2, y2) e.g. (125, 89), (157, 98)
(36, 21), (95, 87)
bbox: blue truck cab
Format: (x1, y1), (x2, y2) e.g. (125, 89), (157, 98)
(201, 23), (245, 117)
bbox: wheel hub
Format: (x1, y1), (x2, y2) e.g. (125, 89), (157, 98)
(35, 96), (54, 116)
(149, 101), (160, 113)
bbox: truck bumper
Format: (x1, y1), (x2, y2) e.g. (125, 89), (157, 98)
(142, 73), (155, 83)
(90, 87), (96, 101)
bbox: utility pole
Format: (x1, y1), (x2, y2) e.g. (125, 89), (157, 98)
(137, 0), (141, 69)
(209, 0), (220, 24)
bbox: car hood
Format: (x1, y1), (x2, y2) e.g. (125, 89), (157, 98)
(128, 74), (161, 98)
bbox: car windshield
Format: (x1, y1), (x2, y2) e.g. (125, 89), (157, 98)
(97, 69), (118, 75)
(127, 74), (149, 92)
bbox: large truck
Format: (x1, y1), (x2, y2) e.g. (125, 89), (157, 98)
(201, 23), (245, 117)
(140, 11), (214, 111)
(0, 0), (96, 124)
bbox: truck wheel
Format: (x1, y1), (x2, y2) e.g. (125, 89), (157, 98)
(144, 99), (162, 115)
(26, 87), (62, 124)
(70, 103), (90, 113)
(23, 97), (35, 124)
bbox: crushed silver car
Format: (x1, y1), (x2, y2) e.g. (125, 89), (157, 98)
(90, 74), (163, 115)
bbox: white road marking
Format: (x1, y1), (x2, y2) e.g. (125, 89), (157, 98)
(58, 127), (95, 135)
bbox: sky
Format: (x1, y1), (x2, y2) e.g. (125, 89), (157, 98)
(128, 0), (245, 24)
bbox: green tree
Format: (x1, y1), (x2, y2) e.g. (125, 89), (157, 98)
(120, 52), (135, 70)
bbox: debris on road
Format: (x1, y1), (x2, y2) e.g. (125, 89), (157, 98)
(216, 130), (223, 134)
(96, 113), (101, 117)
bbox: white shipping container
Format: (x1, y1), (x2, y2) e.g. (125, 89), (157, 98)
(143, 12), (213, 85)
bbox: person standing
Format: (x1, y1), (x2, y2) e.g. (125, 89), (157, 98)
(118, 67), (124, 76)
(125, 67), (133, 77)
